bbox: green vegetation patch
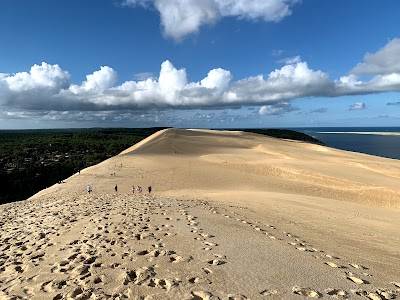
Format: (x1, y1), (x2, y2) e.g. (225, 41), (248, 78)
(239, 129), (326, 145)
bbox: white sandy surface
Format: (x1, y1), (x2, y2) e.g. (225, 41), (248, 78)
(318, 131), (400, 136)
(1, 128), (400, 299)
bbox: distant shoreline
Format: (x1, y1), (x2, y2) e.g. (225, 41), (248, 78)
(318, 132), (400, 136)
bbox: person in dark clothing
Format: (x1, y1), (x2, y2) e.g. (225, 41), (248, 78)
(114, 184), (118, 192)
(148, 186), (152, 194)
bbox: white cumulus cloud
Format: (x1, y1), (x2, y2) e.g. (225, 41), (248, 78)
(3, 39), (400, 116)
(69, 66), (118, 94)
(4, 62), (70, 92)
(228, 61), (333, 104)
(200, 68), (232, 91)
(351, 38), (400, 75)
(155, 0), (220, 41)
(122, 0), (299, 40)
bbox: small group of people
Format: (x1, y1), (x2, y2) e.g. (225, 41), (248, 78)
(131, 185), (152, 194)
(86, 184), (152, 194)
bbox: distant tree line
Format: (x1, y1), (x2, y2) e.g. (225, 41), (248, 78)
(238, 129), (326, 145)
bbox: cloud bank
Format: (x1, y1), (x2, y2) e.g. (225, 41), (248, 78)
(1, 39), (400, 116)
(122, 0), (300, 40)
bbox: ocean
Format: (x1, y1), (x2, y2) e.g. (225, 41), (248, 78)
(291, 127), (400, 160)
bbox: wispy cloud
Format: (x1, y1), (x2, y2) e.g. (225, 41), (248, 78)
(348, 102), (366, 111)
(278, 55), (301, 64)
(309, 108), (327, 113)
(133, 72), (154, 81)
(259, 102), (298, 115)
(271, 49), (286, 57)
(387, 101), (400, 105)
(194, 112), (215, 120)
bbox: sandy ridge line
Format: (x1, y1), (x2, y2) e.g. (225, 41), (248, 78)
(318, 131), (400, 136)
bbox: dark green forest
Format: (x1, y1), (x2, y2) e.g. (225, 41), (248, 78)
(0, 128), (323, 204)
(241, 129), (325, 145)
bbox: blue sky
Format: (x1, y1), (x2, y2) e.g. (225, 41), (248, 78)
(1, 0), (400, 129)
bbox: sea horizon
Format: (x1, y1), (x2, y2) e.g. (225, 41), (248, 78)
(291, 127), (400, 160)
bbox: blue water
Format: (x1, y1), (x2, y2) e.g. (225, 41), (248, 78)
(291, 127), (400, 160)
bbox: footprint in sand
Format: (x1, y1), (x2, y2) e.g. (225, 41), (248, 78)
(375, 289), (397, 300)
(208, 259), (226, 266)
(260, 289), (278, 296)
(192, 290), (213, 300)
(347, 275), (369, 284)
(349, 263), (368, 270)
(94, 275), (105, 284)
(148, 278), (179, 290)
(292, 286), (322, 298)
(169, 254), (184, 263)
(296, 246), (316, 252)
(69, 287), (94, 299)
(189, 277), (200, 284)
(226, 294), (249, 299)
(325, 288), (348, 298)
(124, 266), (156, 285)
(204, 241), (218, 247)
(366, 293), (384, 300)
(137, 250), (150, 256)
(40, 279), (67, 293)
(199, 233), (214, 238)
(325, 262), (345, 269)
(351, 289), (394, 300)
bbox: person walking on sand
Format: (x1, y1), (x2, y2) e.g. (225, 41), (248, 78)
(115, 184), (118, 193)
(87, 185), (92, 194)
(148, 186), (152, 194)
(132, 185), (135, 194)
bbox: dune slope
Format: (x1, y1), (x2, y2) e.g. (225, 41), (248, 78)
(1, 128), (400, 299)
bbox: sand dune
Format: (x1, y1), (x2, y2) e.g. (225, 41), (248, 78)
(1, 128), (400, 299)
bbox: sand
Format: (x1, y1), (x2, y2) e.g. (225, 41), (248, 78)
(1, 128), (400, 299)
(318, 132), (400, 136)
